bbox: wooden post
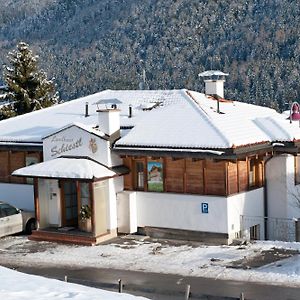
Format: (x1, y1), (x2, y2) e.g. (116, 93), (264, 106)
(118, 279), (123, 293)
(33, 178), (40, 229)
(183, 158), (187, 193)
(246, 157), (249, 190)
(89, 181), (95, 236)
(184, 284), (191, 300)
(296, 219), (300, 242)
(203, 160), (207, 195)
(237, 160), (240, 192)
(225, 161), (229, 196)
(8, 150), (11, 183)
(144, 157), (148, 192)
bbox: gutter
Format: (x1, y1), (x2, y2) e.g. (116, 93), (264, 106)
(0, 142), (42, 151)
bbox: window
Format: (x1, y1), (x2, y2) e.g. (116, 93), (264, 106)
(248, 158), (263, 188)
(250, 224), (260, 240)
(135, 161), (145, 190)
(132, 158), (164, 192)
(80, 182), (90, 206)
(26, 155), (40, 184)
(249, 159), (256, 188)
(295, 156), (300, 185)
(0, 203), (19, 217)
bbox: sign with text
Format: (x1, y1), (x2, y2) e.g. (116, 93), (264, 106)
(50, 135), (83, 157)
(43, 125), (104, 162)
(201, 203), (209, 214)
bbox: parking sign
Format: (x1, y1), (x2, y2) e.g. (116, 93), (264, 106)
(201, 203), (209, 214)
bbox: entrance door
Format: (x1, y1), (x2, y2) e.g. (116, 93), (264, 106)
(62, 181), (78, 227)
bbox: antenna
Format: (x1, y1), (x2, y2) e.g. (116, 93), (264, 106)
(143, 69), (146, 84)
(138, 59), (149, 90)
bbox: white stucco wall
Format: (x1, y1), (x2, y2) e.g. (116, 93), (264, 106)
(117, 191), (137, 233)
(227, 188), (265, 239)
(0, 183), (34, 211)
(136, 192), (228, 233)
(266, 154), (300, 220)
(126, 189), (265, 238)
(106, 177), (124, 230)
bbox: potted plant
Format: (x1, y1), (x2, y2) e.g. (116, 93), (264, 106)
(79, 204), (92, 232)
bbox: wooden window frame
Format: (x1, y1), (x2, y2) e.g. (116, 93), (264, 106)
(248, 157), (264, 189)
(133, 158), (147, 191)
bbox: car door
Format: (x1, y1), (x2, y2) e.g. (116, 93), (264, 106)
(0, 203), (23, 237)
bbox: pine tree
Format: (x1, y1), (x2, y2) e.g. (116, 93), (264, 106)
(1, 42), (59, 119)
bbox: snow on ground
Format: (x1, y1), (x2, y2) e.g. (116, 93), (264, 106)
(0, 266), (148, 300)
(1, 236), (300, 287)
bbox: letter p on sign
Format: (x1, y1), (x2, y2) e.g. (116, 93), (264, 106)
(201, 203), (209, 214)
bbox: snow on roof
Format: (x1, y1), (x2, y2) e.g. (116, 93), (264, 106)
(12, 157), (117, 179)
(42, 122), (106, 140)
(0, 88), (298, 150)
(0, 89), (186, 143)
(116, 90), (300, 149)
(116, 101), (232, 149)
(198, 70), (229, 77)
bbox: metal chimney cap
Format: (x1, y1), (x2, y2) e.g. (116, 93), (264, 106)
(94, 98), (123, 105)
(198, 70), (229, 77)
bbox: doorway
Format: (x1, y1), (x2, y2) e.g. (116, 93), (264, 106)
(61, 181), (78, 227)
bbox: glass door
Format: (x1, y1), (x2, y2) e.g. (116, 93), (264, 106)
(62, 181), (78, 227)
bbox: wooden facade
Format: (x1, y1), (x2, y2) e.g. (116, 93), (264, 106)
(0, 150), (42, 184)
(123, 156), (265, 196)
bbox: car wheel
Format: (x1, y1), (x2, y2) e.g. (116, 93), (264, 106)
(25, 219), (36, 235)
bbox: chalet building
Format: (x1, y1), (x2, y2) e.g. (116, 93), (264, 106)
(1, 71), (300, 245)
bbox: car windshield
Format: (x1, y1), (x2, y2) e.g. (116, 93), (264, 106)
(0, 203), (18, 217)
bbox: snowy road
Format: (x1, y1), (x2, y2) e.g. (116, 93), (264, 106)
(9, 264), (300, 300)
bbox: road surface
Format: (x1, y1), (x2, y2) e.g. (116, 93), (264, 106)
(5, 264), (300, 300)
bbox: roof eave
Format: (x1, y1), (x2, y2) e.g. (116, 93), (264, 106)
(113, 145), (235, 159)
(0, 141), (43, 151)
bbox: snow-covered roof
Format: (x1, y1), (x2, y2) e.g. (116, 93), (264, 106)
(42, 122), (106, 140)
(0, 89), (187, 144)
(0, 89), (299, 151)
(115, 90), (300, 150)
(12, 157), (117, 180)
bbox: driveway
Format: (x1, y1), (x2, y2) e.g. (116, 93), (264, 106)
(0, 234), (300, 298)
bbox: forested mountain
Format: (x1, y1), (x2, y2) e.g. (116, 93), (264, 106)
(0, 0), (300, 110)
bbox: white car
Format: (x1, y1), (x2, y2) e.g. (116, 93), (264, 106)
(0, 201), (36, 238)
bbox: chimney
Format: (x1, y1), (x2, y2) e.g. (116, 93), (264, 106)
(97, 107), (120, 137)
(198, 70), (229, 98)
(128, 105), (132, 118)
(85, 102), (89, 117)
